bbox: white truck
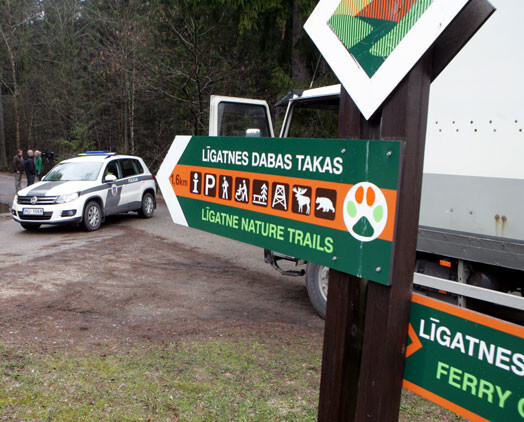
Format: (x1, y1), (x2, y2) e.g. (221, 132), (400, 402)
(208, 0), (524, 322)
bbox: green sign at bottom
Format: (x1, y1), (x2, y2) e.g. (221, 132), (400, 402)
(404, 294), (524, 421)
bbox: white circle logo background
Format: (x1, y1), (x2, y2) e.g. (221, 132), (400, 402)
(343, 182), (388, 242)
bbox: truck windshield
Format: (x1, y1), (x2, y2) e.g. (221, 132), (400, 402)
(287, 100), (339, 139)
(218, 102), (271, 137)
(44, 162), (102, 181)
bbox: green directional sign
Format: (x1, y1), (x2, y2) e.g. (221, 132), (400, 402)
(157, 136), (402, 285)
(404, 294), (524, 421)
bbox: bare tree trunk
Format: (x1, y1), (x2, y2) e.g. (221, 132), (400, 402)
(0, 24), (21, 149)
(193, 19), (204, 136)
(0, 91), (7, 170)
(130, 63), (136, 154)
(291, 0), (310, 84)
(11, 58), (20, 150)
(122, 82), (128, 154)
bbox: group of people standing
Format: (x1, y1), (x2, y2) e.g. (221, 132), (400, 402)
(13, 149), (44, 192)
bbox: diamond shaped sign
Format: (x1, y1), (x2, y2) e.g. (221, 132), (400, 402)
(304, 0), (469, 119)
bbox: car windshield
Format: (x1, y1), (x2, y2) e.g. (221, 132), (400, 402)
(44, 162), (102, 181)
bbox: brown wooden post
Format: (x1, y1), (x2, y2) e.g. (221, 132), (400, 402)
(318, 55), (431, 419)
(317, 2), (495, 421)
(354, 51), (433, 421)
(317, 82), (382, 422)
(317, 271), (366, 420)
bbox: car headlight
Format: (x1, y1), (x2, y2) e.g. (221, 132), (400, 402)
(13, 194), (18, 204)
(56, 192), (79, 204)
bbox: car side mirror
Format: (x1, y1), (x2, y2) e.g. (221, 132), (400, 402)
(104, 174), (117, 183)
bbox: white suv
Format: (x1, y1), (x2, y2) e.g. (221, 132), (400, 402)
(11, 152), (156, 231)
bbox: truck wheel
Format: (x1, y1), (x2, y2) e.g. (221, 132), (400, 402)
(137, 192), (155, 218)
(306, 263), (329, 319)
(82, 201), (102, 231)
(20, 223), (41, 231)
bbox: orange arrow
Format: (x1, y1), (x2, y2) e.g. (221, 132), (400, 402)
(405, 322), (422, 358)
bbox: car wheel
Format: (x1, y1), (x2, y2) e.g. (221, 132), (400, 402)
(138, 192), (155, 218)
(82, 201), (102, 231)
(20, 223), (41, 231)
(306, 262), (329, 319)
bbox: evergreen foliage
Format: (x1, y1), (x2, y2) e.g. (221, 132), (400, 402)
(0, 0), (336, 171)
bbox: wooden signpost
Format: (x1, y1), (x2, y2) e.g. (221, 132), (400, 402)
(304, 0), (495, 420)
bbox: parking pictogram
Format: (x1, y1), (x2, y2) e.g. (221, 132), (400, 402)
(292, 185), (312, 215)
(252, 180), (269, 207)
(314, 188), (337, 220)
(204, 173), (217, 197)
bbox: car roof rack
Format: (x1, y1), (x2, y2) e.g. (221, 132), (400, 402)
(78, 151), (118, 157)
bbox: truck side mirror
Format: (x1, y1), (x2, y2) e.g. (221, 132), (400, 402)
(246, 128), (261, 137)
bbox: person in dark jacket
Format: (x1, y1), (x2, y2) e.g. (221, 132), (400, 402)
(24, 149), (37, 186)
(13, 149), (24, 192)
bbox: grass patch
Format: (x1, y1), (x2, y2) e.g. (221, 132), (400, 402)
(400, 390), (465, 422)
(0, 338), (321, 421)
(0, 339), (464, 421)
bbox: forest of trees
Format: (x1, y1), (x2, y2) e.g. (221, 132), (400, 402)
(0, 0), (336, 171)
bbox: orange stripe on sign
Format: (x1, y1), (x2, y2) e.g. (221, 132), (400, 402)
(411, 294), (524, 339)
(357, 0), (417, 22)
(169, 164), (397, 242)
(402, 380), (490, 422)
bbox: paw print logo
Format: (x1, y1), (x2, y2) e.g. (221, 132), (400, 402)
(343, 182), (388, 242)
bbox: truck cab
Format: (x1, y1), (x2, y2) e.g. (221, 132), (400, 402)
(208, 0), (524, 322)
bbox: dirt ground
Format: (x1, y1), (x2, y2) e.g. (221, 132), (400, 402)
(0, 222), (323, 353)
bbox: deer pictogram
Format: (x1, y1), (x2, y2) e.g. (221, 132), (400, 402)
(293, 187), (310, 215)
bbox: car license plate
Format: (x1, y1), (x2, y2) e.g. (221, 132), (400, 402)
(22, 208), (44, 216)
